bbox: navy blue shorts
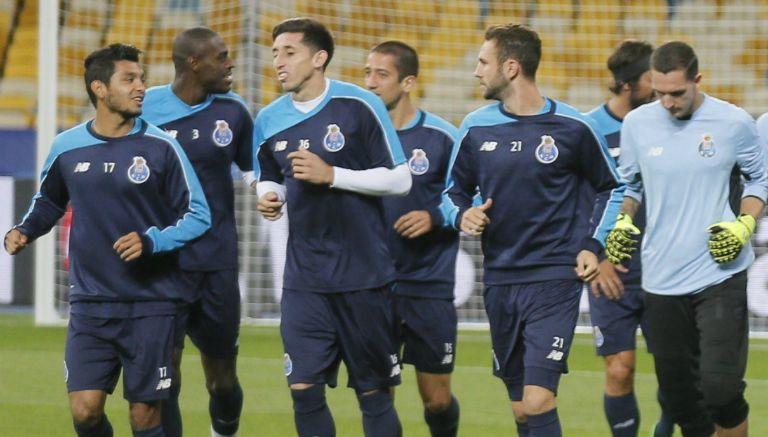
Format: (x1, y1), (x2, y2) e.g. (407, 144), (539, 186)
(64, 313), (178, 402)
(280, 287), (401, 392)
(484, 280), (581, 401)
(587, 283), (651, 356)
(178, 269), (241, 358)
(390, 294), (457, 374)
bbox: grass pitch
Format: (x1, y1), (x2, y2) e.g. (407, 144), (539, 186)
(1, 313), (767, 436)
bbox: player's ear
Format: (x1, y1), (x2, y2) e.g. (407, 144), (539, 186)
(188, 56), (199, 72)
(401, 75), (416, 93)
(312, 50), (329, 70)
(90, 80), (107, 102)
(503, 58), (519, 80)
(692, 72), (702, 86)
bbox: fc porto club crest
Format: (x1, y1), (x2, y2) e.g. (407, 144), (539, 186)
(408, 148), (430, 175)
(535, 135), (559, 164)
(127, 156), (150, 184)
(698, 134), (716, 158)
(212, 119), (233, 147)
(323, 124), (345, 152)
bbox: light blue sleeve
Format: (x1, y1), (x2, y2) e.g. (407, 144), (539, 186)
(143, 130), (211, 253)
(757, 113), (768, 143)
(737, 116), (768, 202)
(618, 118), (643, 202)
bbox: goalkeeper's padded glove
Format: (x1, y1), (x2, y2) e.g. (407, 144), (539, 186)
(707, 214), (756, 264)
(605, 213), (641, 265)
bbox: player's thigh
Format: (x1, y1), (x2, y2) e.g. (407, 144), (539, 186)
(643, 292), (698, 360)
(589, 284), (644, 356)
(118, 315), (176, 403)
(187, 269), (241, 359)
(521, 280), (582, 392)
(333, 287), (401, 392)
(65, 314), (122, 395)
(280, 289), (340, 387)
(695, 273), (749, 390)
(397, 295), (457, 374)
(415, 371), (453, 406)
(483, 284), (526, 400)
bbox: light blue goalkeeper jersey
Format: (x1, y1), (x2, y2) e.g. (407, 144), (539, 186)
(757, 112), (768, 142)
(619, 95), (768, 295)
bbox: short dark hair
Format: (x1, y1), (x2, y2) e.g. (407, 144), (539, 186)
(607, 40), (653, 94)
(272, 17), (334, 70)
(651, 41), (698, 81)
(84, 43), (142, 107)
(484, 24), (541, 78)
(172, 27), (220, 71)
(370, 40), (419, 81)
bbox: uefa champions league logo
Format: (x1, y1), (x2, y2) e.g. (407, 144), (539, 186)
(127, 156), (150, 184)
(535, 135), (559, 164)
(698, 134), (716, 158)
(212, 120), (234, 147)
(408, 148), (430, 175)
(323, 124), (345, 152)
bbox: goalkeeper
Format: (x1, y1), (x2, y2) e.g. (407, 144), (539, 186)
(605, 41), (767, 437)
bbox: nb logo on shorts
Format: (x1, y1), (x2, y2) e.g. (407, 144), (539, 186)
(156, 378), (171, 390)
(389, 354), (401, 377)
(441, 354), (454, 365)
(545, 350), (564, 361)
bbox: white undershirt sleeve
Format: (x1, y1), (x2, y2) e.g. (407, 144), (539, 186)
(256, 181), (287, 202)
(331, 163), (412, 197)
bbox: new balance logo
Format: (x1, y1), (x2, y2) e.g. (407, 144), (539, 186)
(165, 129), (178, 139)
(441, 354), (454, 365)
(275, 140), (287, 152)
(156, 378), (171, 390)
(545, 350), (564, 361)
(648, 146), (663, 157)
(613, 418), (636, 429)
(73, 162), (91, 173)
(479, 141), (498, 151)
(390, 354), (401, 377)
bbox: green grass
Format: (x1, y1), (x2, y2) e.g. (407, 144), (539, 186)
(1, 313), (767, 436)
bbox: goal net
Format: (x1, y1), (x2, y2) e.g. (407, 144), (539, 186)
(36, 0), (768, 335)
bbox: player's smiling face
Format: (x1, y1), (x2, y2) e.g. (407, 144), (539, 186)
(272, 32), (325, 94)
(652, 68), (701, 119)
(364, 52), (410, 110)
(474, 40), (507, 101)
(196, 36), (234, 94)
(102, 60), (145, 118)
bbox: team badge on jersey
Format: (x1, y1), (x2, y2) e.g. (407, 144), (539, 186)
(408, 148), (430, 175)
(535, 135), (559, 164)
(323, 124), (345, 152)
(698, 134), (716, 158)
(212, 120), (233, 147)
(127, 156), (151, 184)
(283, 353), (293, 376)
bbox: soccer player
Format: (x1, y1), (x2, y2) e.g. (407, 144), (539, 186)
(444, 24), (625, 436)
(364, 41), (461, 437)
(585, 40), (673, 437)
(3, 44), (210, 437)
(254, 18), (411, 437)
(142, 27), (252, 437)
(606, 41), (768, 437)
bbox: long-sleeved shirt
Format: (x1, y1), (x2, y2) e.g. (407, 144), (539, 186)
(254, 79), (408, 293)
(17, 119), (210, 317)
(143, 84), (253, 272)
(585, 103), (644, 284)
(619, 95), (768, 295)
(444, 98), (625, 285)
(383, 110), (459, 299)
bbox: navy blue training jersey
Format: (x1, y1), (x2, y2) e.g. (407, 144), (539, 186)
(143, 84), (253, 271)
(254, 79), (406, 293)
(16, 119), (211, 317)
(443, 99), (625, 285)
(585, 104), (643, 284)
(383, 110), (459, 299)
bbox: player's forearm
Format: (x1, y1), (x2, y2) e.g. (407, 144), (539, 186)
(740, 196), (766, 222)
(16, 197), (67, 242)
(331, 164), (412, 196)
(619, 196), (641, 219)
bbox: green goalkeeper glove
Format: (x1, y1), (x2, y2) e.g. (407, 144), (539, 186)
(707, 214), (756, 264)
(605, 213), (641, 265)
